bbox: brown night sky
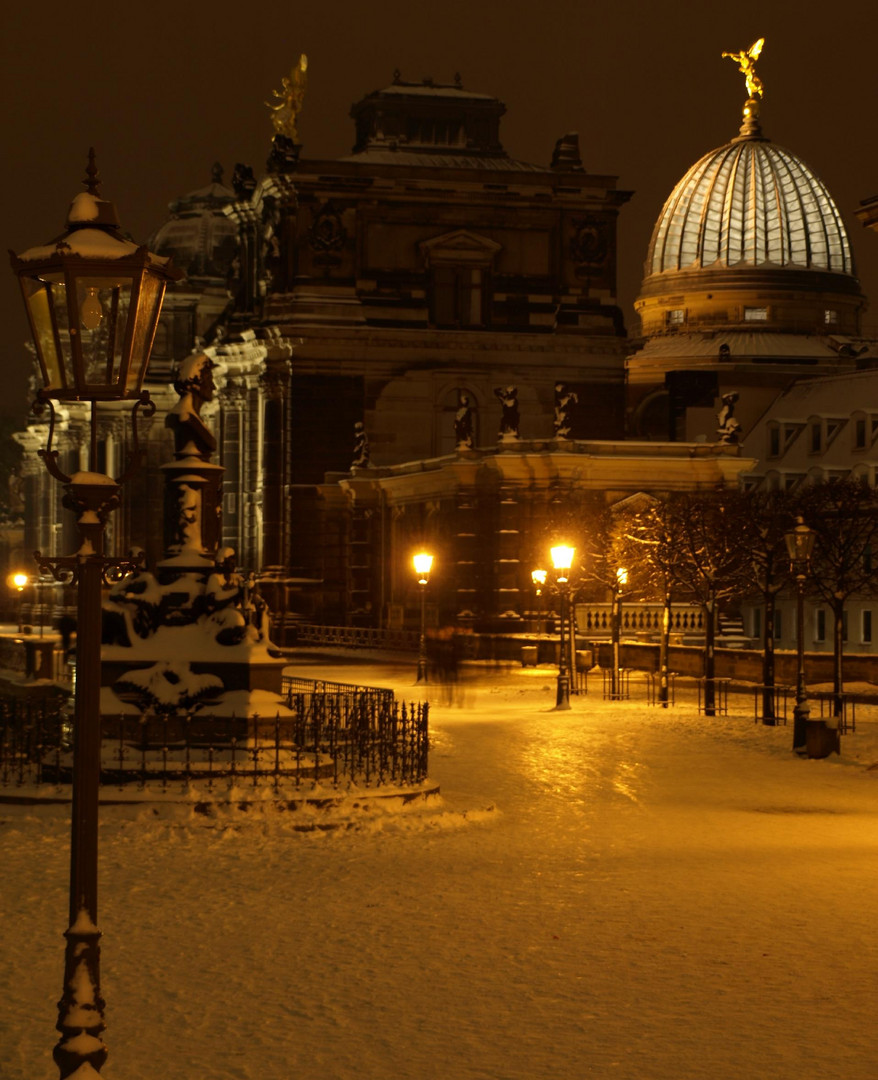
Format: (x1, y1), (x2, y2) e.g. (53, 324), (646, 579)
(3, 0), (876, 418)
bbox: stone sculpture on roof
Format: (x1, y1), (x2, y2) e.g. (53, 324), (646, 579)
(722, 38), (765, 103)
(266, 53), (308, 142)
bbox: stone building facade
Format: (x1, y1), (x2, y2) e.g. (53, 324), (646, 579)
(14, 74), (758, 636)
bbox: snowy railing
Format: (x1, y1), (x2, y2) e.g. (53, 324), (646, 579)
(290, 624), (420, 650)
(0, 694), (430, 792)
(574, 603), (705, 638)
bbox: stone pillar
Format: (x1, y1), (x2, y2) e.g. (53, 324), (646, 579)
(260, 356), (291, 570)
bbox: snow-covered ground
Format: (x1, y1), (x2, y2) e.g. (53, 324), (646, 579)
(2, 655), (878, 1080)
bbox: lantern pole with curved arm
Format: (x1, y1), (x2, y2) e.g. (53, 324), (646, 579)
(10, 153), (179, 1080)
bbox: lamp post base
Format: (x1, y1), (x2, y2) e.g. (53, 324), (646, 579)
(792, 704), (809, 754)
(554, 674), (571, 710)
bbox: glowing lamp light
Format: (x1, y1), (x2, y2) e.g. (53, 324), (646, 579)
(413, 551), (433, 584)
(531, 568), (547, 588)
(550, 544), (575, 581)
(10, 572), (29, 592)
(616, 567), (629, 587)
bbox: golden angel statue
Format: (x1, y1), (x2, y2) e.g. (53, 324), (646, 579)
(722, 37), (765, 100)
(266, 54), (309, 141)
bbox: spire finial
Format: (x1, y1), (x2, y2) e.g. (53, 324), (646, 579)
(83, 147), (101, 196)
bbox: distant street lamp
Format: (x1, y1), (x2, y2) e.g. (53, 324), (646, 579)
(531, 567), (546, 637)
(550, 544), (575, 709)
(413, 551), (433, 682)
(611, 566), (628, 699)
(784, 518), (815, 753)
(10, 150), (179, 1079)
(9, 571), (29, 632)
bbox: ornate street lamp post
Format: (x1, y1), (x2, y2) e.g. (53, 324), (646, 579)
(611, 566), (628, 699)
(413, 551), (433, 682)
(531, 567), (546, 638)
(10, 150), (179, 1079)
(551, 544), (575, 709)
(784, 518), (815, 754)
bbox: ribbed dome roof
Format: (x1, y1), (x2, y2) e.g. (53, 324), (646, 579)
(149, 164), (239, 285)
(646, 134), (855, 278)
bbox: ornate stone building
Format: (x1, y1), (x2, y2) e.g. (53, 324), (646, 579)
(14, 73), (760, 636)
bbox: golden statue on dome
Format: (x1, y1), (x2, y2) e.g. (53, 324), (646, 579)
(722, 37), (765, 100)
(266, 54), (308, 142)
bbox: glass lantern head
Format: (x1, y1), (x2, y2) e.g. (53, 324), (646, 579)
(413, 551), (433, 584)
(10, 151), (180, 404)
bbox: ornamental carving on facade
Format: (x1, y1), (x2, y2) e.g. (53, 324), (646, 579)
(307, 201), (347, 265)
(570, 216), (609, 272)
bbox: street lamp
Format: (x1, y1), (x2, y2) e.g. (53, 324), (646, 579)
(550, 544), (575, 709)
(10, 150), (179, 1079)
(9, 571), (29, 632)
(531, 568), (547, 637)
(413, 551), (433, 682)
(784, 517), (815, 754)
(611, 566), (628, 699)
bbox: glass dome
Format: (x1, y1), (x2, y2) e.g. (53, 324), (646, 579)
(646, 137), (855, 277)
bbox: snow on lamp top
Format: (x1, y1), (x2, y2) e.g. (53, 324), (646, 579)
(9, 149), (180, 402)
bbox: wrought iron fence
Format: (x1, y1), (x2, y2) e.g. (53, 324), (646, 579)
(287, 624), (420, 650)
(1, 692), (429, 792)
(282, 675), (396, 709)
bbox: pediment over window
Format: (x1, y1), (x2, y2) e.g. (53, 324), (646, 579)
(419, 229), (502, 266)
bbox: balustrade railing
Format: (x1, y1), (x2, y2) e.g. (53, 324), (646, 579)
(574, 604), (704, 637)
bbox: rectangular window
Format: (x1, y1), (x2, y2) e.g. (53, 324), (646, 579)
(810, 422), (822, 453)
(824, 309), (838, 325)
(431, 266), (486, 328)
(753, 607), (762, 639)
(864, 545), (873, 575)
(863, 610), (872, 644)
(744, 306), (768, 321)
(775, 609), (782, 640)
(667, 308), (685, 326)
(843, 609), (848, 643)
(855, 418), (867, 449)
(769, 427), (780, 457)
(815, 608), (826, 642)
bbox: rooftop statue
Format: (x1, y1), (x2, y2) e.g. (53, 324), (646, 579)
(722, 37), (765, 102)
(266, 53), (308, 142)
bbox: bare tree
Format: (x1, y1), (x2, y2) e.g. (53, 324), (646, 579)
(615, 496), (680, 707)
(746, 489), (798, 723)
(665, 488), (757, 716)
(795, 478), (878, 717)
